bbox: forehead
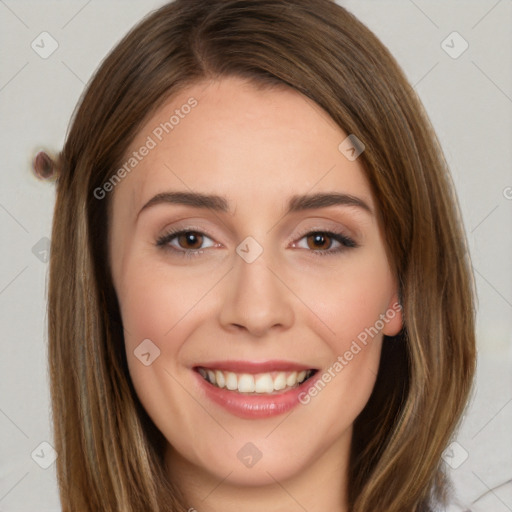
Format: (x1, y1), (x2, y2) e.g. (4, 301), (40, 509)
(116, 76), (374, 217)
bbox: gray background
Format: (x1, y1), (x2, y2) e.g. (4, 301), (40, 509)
(1, 1), (511, 511)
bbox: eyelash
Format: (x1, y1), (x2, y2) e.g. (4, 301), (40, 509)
(155, 227), (357, 258)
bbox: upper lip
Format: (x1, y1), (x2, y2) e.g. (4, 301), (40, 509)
(194, 360), (317, 373)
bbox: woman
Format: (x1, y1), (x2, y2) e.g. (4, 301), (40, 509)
(39, 0), (476, 510)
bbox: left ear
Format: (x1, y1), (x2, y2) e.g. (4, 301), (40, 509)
(382, 290), (403, 336)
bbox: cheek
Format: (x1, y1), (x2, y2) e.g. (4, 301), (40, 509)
(118, 262), (211, 448)
(296, 338), (382, 449)
(290, 252), (394, 413)
(292, 265), (389, 430)
(292, 250), (395, 355)
(117, 258), (221, 410)
(117, 257), (221, 342)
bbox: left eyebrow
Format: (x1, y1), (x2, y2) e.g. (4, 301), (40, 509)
(287, 192), (373, 216)
(136, 190), (373, 220)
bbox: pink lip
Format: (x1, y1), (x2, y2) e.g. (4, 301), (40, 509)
(194, 360), (314, 373)
(192, 361), (320, 419)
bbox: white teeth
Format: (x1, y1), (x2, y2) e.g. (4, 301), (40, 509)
(255, 374), (274, 393)
(238, 374), (255, 393)
(215, 370), (225, 388)
(198, 368), (313, 394)
(286, 371), (297, 387)
(225, 372), (238, 391)
(273, 373), (287, 391)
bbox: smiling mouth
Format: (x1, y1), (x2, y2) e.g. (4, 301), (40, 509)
(195, 367), (318, 394)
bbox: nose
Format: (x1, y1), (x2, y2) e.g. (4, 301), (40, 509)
(218, 249), (295, 337)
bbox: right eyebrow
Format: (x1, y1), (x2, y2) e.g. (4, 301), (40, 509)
(137, 191), (230, 220)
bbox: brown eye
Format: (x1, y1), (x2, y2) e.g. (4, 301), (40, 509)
(177, 231), (204, 249)
(156, 229), (216, 255)
(306, 232), (333, 250)
(294, 230), (357, 256)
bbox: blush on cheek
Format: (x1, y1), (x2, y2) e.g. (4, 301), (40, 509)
(316, 297), (390, 356)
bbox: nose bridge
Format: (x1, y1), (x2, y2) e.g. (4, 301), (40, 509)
(219, 241), (295, 335)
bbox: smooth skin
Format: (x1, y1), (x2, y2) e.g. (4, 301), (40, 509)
(109, 76), (403, 512)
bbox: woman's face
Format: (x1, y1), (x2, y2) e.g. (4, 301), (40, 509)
(109, 76), (402, 493)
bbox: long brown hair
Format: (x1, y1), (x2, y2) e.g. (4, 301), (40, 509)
(45, 0), (476, 510)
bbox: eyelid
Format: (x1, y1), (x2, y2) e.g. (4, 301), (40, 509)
(293, 224), (340, 239)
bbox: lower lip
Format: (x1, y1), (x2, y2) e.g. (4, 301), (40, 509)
(193, 370), (320, 419)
